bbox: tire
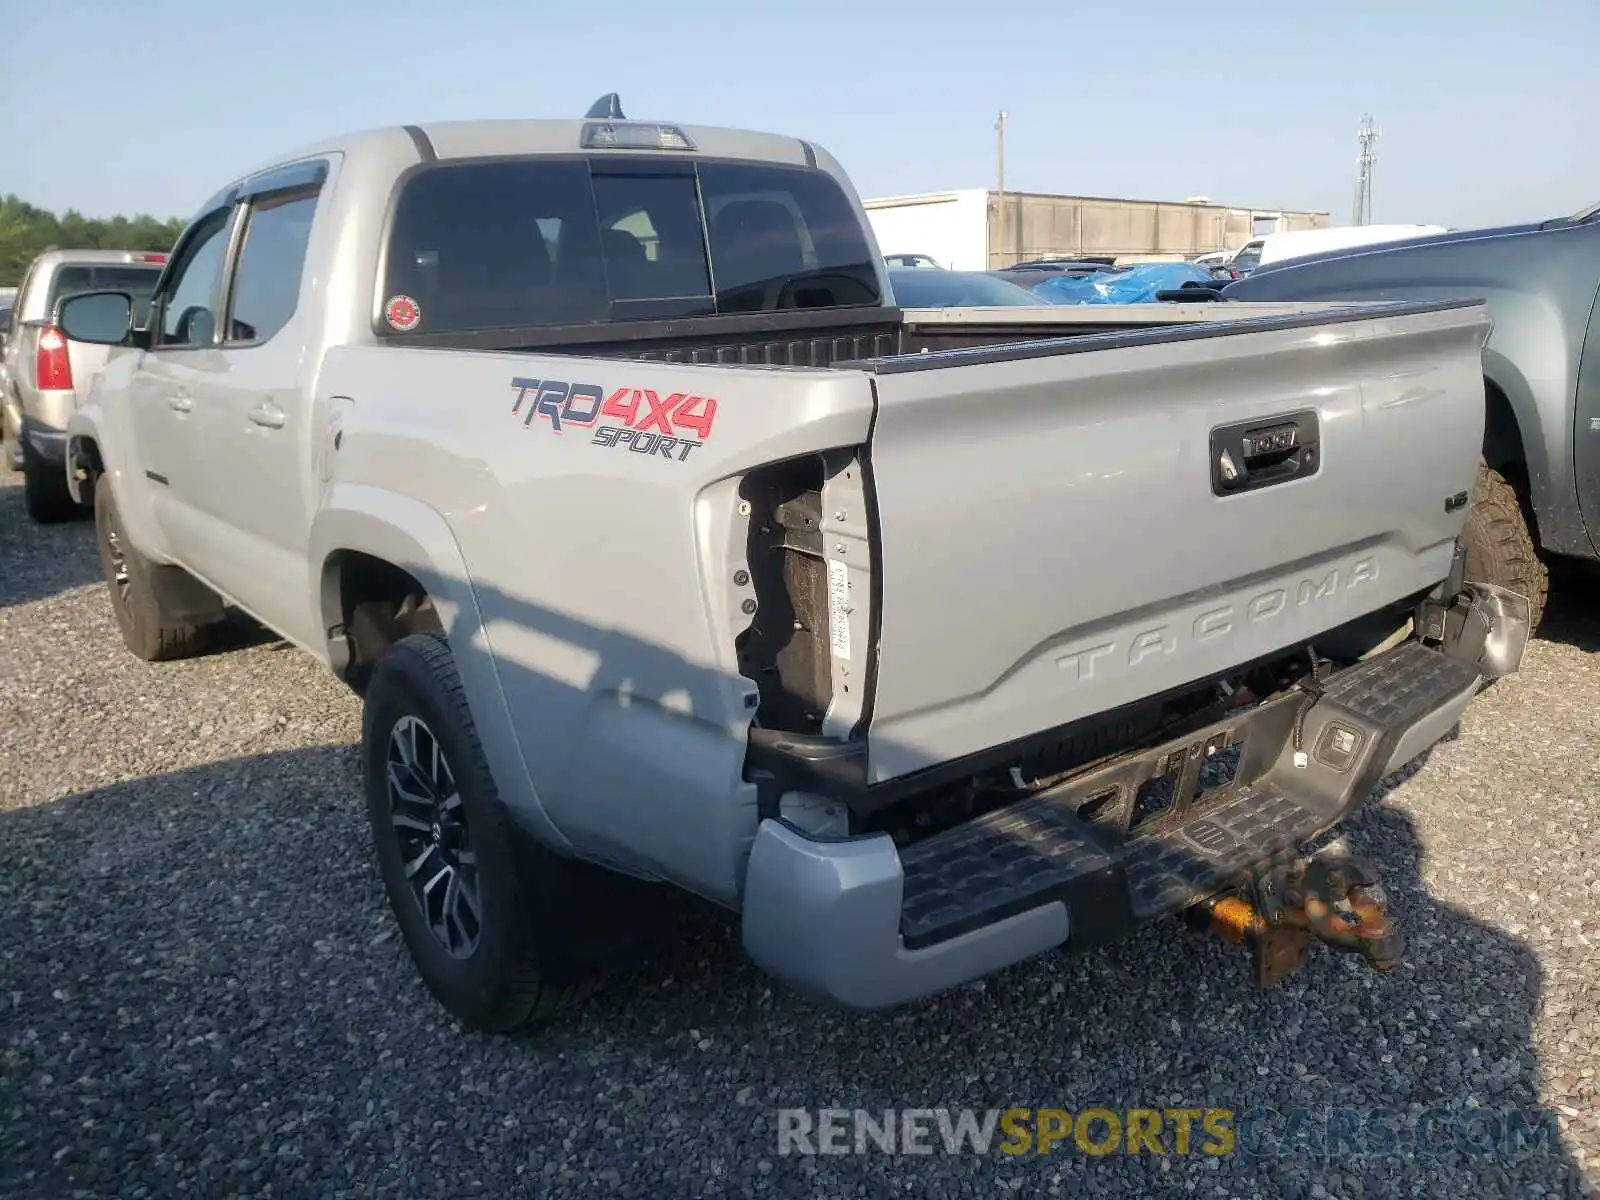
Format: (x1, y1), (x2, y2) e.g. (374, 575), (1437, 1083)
(93, 480), (212, 661)
(1462, 463), (1548, 631)
(22, 434), (84, 523)
(363, 633), (622, 1033)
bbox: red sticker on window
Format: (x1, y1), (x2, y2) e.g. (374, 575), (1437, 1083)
(384, 294), (421, 332)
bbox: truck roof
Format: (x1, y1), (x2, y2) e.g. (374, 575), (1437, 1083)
(233, 115), (828, 202)
(22, 248), (169, 269)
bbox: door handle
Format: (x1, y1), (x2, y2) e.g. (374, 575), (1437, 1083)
(248, 399), (286, 430)
(169, 390), (192, 413)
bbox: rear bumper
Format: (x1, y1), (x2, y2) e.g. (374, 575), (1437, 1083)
(20, 416), (67, 466)
(741, 596), (1526, 1009)
(21, 386), (79, 438)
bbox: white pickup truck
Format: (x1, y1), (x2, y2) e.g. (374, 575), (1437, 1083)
(55, 98), (1530, 1032)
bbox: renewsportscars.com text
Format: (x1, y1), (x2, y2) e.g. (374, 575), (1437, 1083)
(776, 1106), (1563, 1160)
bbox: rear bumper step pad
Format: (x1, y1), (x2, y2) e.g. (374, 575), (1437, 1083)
(897, 641), (1481, 951)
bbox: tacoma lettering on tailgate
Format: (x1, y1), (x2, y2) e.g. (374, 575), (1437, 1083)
(511, 377), (718, 463)
(1055, 558), (1380, 683)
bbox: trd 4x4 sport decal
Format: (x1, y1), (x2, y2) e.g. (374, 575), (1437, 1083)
(510, 377), (719, 463)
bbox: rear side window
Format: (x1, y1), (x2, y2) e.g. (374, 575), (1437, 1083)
(698, 162), (879, 313)
(385, 159), (608, 332)
(381, 156), (880, 334)
(225, 192), (319, 344)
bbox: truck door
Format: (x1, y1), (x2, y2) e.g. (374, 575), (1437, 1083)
(186, 172), (325, 644)
(128, 206), (236, 554)
(1573, 277), (1600, 555)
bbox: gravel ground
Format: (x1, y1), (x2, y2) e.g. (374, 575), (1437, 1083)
(1, 471), (1597, 1199)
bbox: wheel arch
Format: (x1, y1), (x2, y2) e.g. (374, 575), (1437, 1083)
(1479, 343), (1587, 554)
(65, 432), (104, 505)
(65, 405), (167, 560)
(310, 485), (573, 855)
(1482, 374), (1525, 477)
(311, 489), (472, 677)
(1481, 371), (1538, 530)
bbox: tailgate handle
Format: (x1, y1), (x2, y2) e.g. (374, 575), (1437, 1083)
(1211, 411), (1320, 497)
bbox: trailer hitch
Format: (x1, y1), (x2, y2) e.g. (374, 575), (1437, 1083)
(1186, 849), (1405, 987)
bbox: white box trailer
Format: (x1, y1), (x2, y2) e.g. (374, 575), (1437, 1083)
(863, 190), (990, 271)
(864, 189), (1333, 270)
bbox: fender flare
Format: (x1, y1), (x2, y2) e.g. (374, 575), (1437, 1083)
(1481, 348), (1543, 468)
(1479, 346), (1569, 541)
(309, 484), (573, 854)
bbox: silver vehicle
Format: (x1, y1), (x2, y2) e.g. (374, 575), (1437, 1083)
(2, 249), (166, 521)
(55, 98), (1527, 1033)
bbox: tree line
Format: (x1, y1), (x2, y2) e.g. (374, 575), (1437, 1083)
(0, 194), (186, 284)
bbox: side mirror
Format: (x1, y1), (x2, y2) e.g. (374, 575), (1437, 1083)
(57, 290), (134, 345)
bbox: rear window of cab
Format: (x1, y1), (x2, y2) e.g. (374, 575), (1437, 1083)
(380, 157), (882, 334)
(47, 264), (164, 325)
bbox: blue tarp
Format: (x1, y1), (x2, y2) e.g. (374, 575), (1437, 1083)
(1033, 262), (1216, 305)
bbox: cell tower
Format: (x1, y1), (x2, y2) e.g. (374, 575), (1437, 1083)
(1352, 114), (1379, 226)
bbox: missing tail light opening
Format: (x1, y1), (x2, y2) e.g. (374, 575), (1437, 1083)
(735, 449), (871, 736)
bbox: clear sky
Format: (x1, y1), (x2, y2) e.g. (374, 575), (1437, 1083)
(2, 0), (1595, 229)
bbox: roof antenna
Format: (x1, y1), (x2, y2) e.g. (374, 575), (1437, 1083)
(585, 93), (625, 120)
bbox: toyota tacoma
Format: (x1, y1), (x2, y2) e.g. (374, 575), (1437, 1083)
(53, 97), (1530, 1031)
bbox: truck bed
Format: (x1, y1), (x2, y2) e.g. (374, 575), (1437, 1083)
(344, 292), (1492, 790)
(374, 298), (1397, 369)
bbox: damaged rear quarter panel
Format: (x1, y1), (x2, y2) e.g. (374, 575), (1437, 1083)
(319, 345), (875, 905)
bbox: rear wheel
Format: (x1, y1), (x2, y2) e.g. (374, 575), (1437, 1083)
(363, 633), (627, 1032)
(1462, 463), (1547, 631)
(22, 435), (83, 523)
(93, 480), (212, 660)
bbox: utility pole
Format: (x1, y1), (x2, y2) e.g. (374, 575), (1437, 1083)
(1352, 114), (1379, 226)
(995, 110), (1006, 268)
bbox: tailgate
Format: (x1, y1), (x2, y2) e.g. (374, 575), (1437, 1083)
(860, 300), (1491, 784)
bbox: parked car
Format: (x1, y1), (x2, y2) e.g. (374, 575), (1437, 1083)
(887, 267), (1042, 307)
(1223, 201), (1600, 629)
(997, 259), (1118, 295)
(56, 98), (1524, 1034)
(0, 300), (13, 391)
(1002, 258), (1117, 276)
(1006, 256), (1119, 271)
(1223, 225), (1449, 279)
(883, 253), (942, 269)
(2, 249), (167, 520)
